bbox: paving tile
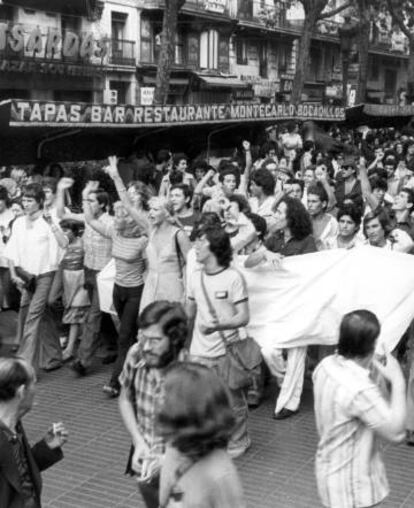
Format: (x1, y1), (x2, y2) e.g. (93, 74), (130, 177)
(22, 363), (414, 508)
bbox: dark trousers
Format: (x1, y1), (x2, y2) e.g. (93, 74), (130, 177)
(78, 268), (102, 367)
(137, 475), (160, 508)
(109, 283), (143, 388)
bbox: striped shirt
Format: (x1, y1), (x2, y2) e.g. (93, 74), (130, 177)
(313, 354), (390, 508)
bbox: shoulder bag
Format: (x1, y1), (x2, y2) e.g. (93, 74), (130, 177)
(200, 272), (262, 390)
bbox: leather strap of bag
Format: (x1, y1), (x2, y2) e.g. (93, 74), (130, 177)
(199, 271), (229, 349)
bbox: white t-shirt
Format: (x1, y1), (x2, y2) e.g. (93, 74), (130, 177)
(188, 267), (249, 358)
(0, 208), (14, 267)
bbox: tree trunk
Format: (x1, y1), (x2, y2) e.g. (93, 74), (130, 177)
(407, 39), (414, 104)
(355, 2), (370, 104)
(342, 51), (349, 106)
(291, 13), (318, 104)
(153, 0), (184, 105)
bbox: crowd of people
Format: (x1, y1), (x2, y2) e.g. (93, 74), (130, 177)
(0, 120), (414, 507)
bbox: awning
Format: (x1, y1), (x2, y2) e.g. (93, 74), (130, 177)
(195, 74), (248, 89)
(6, 0), (101, 15)
(345, 103), (414, 126)
(142, 76), (189, 86)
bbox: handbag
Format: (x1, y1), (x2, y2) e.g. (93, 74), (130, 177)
(200, 272), (262, 390)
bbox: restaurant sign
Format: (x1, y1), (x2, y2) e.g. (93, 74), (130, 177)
(9, 100), (345, 127)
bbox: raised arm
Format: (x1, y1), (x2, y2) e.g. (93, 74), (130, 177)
(56, 178), (84, 221)
(358, 157), (380, 211)
(105, 156), (149, 233)
(43, 212), (69, 249)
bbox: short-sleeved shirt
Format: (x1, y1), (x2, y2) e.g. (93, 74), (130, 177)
(313, 355), (390, 508)
(119, 343), (166, 478)
(187, 267), (249, 358)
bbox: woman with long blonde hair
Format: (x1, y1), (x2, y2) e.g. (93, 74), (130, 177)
(140, 196), (191, 310)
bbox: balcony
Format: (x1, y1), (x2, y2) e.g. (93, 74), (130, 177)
(108, 39), (136, 66)
(143, 0), (229, 16)
(140, 50), (199, 71)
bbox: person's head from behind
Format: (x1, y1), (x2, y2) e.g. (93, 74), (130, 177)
(22, 183), (45, 215)
(59, 218), (84, 243)
(189, 212), (222, 242)
(363, 209), (391, 246)
(194, 225), (232, 268)
(158, 363), (235, 460)
(42, 176), (58, 207)
(170, 184), (193, 214)
(337, 203), (362, 239)
(337, 310), (380, 364)
(250, 168), (275, 198)
(138, 301), (188, 368)
(0, 357), (36, 418)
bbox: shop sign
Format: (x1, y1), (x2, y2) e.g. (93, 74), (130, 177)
(140, 87), (154, 106)
(204, 0), (226, 14)
(0, 23), (108, 61)
(0, 58), (104, 76)
(363, 103), (414, 117)
(9, 100), (346, 127)
(233, 88), (254, 100)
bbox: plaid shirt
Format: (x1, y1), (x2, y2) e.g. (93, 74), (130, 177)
(83, 213), (113, 271)
(119, 343), (166, 479)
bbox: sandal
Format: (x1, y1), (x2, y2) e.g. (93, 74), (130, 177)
(103, 384), (120, 398)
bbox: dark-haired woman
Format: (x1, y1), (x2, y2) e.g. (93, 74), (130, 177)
(59, 219), (90, 361)
(158, 363), (246, 508)
(244, 196), (316, 421)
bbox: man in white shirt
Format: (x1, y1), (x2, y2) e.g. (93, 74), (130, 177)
(4, 184), (63, 371)
(186, 224), (251, 458)
(313, 310), (406, 508)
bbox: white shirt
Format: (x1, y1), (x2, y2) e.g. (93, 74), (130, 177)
(4, 215), (62, 275)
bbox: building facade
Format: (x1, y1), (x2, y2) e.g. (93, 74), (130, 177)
(0, 0), (409, 107)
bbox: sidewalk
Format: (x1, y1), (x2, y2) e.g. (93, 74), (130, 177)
(23, 363), (414, 508)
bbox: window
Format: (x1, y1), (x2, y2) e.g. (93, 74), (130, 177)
(140, 17), (154, 62)
(236, 39), (248, 65)
(112, 12), (127, 41)
(61, 14), (81, 33)
(0, 6), (14, 21)
(175, 33), (184, 65)
(200, 29), (218, 69)
(278, 44), (290, 73)
(369, 56), (380, 81)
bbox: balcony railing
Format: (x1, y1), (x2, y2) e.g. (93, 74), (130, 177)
(140, 49), (199, 70)
(108, 39), (136, 66)
(143, 0), (229, 15)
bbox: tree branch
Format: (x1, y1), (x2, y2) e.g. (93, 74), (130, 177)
(387, 0), (413, 40)
(319, 1), (352, 19)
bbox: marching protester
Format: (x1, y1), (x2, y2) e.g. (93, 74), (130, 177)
(158, 363), (246, 508)
(4, 184), (64, 372)
(186, 224), (251, 458)
(0, 357), (68, 507)
(313, 310), (406, 508)
(118, 301), (188, 508)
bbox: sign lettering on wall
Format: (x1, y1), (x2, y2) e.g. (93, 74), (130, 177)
(0, 23), (108, 61)
(9, 100), (346, 127)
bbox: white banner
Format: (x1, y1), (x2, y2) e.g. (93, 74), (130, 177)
(238, 246), (414, 352)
